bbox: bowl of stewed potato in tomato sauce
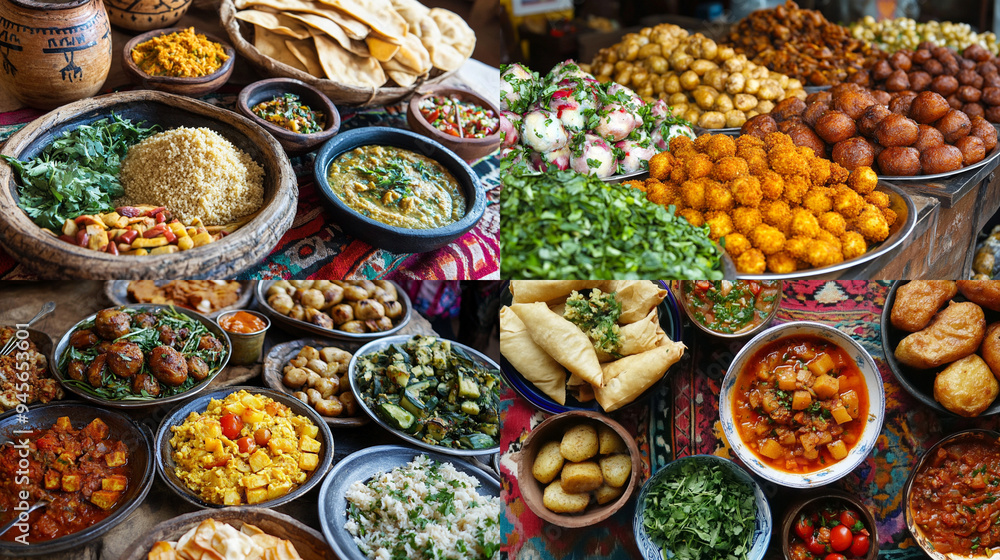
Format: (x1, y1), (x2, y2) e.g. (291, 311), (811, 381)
(720, 322), (885, 488)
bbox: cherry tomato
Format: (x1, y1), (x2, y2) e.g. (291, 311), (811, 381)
(220, 413), (242, 440)
(830, 525), (853, 552)
(824, 554), (846, 560)
(695, 280), (713, 291)
(749, 281), (761, 295)
(254, 428), (272, 447)
(236, 436), (255, 454)
(807, 535), (827, 555)
(794, 516), (814, 541)
(850, 534), (870, 557)
(840, 510), (860, 529)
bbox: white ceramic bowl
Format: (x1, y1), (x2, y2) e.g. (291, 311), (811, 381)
(719, 321), (885, 488)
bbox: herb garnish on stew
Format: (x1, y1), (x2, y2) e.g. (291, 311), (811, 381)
(564, 289), (622, 357)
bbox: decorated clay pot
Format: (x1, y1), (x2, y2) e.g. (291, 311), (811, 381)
(105, 0), (193, 32)
(0, 0), (112, 110)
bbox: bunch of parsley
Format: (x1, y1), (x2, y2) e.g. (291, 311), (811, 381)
(2, 114), (159, 230)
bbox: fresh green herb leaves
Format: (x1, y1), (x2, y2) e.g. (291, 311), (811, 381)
(642, 462), (756, 560)
(499, 168), (724, 279)
(3, 114), (159, 230)
(352, 162), (416, 205)
(564, 289), (623, 357)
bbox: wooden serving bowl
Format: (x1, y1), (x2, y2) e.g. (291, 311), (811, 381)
(513, 410), (641, 528)
(0, 90), (296, 279)
(105, 0), (192, 31)
(237, 78), (341, 154)
(118, 507), (332, 560)
(122, 27), (235, 97)
(407, 86), (502, 162)
(781, 491), (878, 560)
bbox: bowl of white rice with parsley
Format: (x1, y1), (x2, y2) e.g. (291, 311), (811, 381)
(319, 445), (502, 560)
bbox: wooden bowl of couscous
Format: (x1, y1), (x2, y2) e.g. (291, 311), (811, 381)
(155, 386), (334, 509)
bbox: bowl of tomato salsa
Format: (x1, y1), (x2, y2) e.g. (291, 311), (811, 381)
(673, 280), (783, 338)
(720, 322), (885, 488)
(905, 429), (1000, 559)
(782, 491), (878, 560)
(407, 86), (502, 162)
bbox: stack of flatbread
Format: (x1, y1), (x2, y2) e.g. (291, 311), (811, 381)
(147, 518), (303, 560)
(500, 280), (686, 413)
(232, 0), (476, 89)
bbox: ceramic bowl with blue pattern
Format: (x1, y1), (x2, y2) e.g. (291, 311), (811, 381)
(719, 321), (885, 488)
(633, 454), (772, 560)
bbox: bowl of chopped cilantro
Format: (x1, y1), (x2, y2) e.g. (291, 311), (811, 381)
(634, 454), (772, 560)
(238, 78), (341, 154)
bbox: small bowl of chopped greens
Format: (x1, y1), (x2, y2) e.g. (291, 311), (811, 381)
(237, 78), (341, 154)
(634, 455), (772, 560)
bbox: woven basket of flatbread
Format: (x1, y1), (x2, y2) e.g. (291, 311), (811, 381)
(219, 0), (475, 107)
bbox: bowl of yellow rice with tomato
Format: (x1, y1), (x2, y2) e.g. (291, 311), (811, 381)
(155, 386), (333, 508)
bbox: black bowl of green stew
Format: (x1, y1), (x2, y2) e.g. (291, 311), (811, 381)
(313, 128), (486, 254)
(671, 280), (783, 338)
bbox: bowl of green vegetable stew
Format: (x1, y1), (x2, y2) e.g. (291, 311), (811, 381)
(347, 334), (502, 457)
(52, 304), (230, 409)
(634, 455), (772, 560)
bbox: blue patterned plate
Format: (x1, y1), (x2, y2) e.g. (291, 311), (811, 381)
(633, 454), (772, 560)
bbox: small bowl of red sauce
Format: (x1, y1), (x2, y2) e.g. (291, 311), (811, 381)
(905, 429), (1000, 559)
(672, 280), (783, 338)
(216, 310), (270, 366)
(406, 86), (502, 162)
(782, 491), (878, 560)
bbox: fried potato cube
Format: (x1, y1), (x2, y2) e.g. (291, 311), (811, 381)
(223, 490), (242, 506)
(249, 449), (272, 472)
(53, 453), (76, 472)
(600, 454), (632, 488)
(561, 461), (603, 493)
(296, 422), (320, 439)
(532, 441), (565, 484)
(268, 438), (296, 454)
(105, 451), (127, 468)
(812, 374), (840, 399)
(830, 404), (853, 425)
(775, 366), (797, 391)
(791, 390), (813, 411)
(204, 438), (223, 454)
(598, 426), (627, 455)
(44, 469), (61, 490)
(542, 480), (590, 514)
(81, 418), (108, 440)
(560, 424), (599, 463)
(224, 402), (246, 416)
(827, 440), (848, 460)
(267, 482), (293, 501)
(759, 438), (785, 460)
(299, 435), (322, 453)
(243, 473), (268, 489)
(935, 354), (999, 417)
(246, 487), (269, 505)
(90, 490), (121, 510)
(299, 452), (320, 471)
(594, 482), (625, 505)
(55, 416), (73, 431)
(241, 393), (264, 409)
(242, 409), (266, 424)
(896, 301), (985, 369)
(807, 353), (836, 377)
(101, 475), (127, 492)
(891, 280), (958, 332)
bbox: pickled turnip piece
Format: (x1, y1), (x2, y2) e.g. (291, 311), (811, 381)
(500, 63), (538, 113)
(530, 147), (571, 172)
(499, 111), (521, 148)
(616, 131), (656, 174)
(570, 134), (615, 177)
(595, 103), (641, 142)
(522, 109), (569, 153)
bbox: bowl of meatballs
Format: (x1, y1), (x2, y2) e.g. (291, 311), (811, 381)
(255, 280), (412, 341)
(52, 305), (231, 408)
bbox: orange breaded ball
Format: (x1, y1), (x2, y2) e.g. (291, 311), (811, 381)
(746, 155), (770, 176)
(816, 230), (843, 251)
(853, 205), (890, 242)
(750, 224), (786, 255)
(694, 134), (713, 153)
(782, 175), (811, 204)
(760, 171), (785, 200)
(670, 165), (688, 184)
(790, 208), (822, 238)
(732, 206), (763, 235)
(829, 163), (850, 184)
(802, 187), (834, 215)
(767, 251), (798, 274)
(768, 146), (810, 177)
(805, 240), (844, 268)
(847, 166), (878, 195)
(866, 190), (890, 209)
(678, 208), (705, 227)
(712, 156), (749, 182)
(818, 212), (848, 236)
(705, 211), (735, 241)
(648, 151), (676, 181)
(833, 186), (865, 218)
(670, 135), (695, 155)
(647, 182), (680, 207)
(732, 175), (763, 207)
(882, 207), (898, 227)
(841, 231), (867, 259)
(736, 134), (765, 153)
(764, 131), (795, 151)
(810, 158), (833, 186)
(737, 143), (767, 162)
(704, 134), (737, 161)
(785, 236), (811, 261)
(735, 248), (767, 274)
(686, 154), (714, 180)
(625, 179), (647, 192)
(721, 232), (752, 256)
(761, 200), (793, 231)
(705, 182), (735, 211)
(681, 179), (707, 210)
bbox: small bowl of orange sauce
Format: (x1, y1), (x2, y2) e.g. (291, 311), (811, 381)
(216, 310), (270, 366)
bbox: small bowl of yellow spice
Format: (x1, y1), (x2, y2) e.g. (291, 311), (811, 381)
(123, 27), (236, 97)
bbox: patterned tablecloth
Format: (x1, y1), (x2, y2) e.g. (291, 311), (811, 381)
(0, 86), (500, 280)
(501, 280), (1000, 559)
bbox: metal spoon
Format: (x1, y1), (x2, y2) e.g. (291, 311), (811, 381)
(1, 301), (55, 356)
(0, 499), (48, 537)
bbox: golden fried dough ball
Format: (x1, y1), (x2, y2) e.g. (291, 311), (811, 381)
(767, 251), (798, 274)
(761, 200), (793, 230)
(790, 208), (822, 238)
(809, 158), (833, 186)
(704, 134), (737, 161)
(805, 240), (843, 268)
(866, 191), (890, 209)
(735, 248), (766, 274)
(768, 147), (809, 177)
(625, 179), (647, 192)
(741, 114), (779, 139)
(764, 131), (795, 151)
(921, 145), (963, 174)
(785, 236), (810, 261)
(956, 280), (1000, 312)
(746, 154), (770, 176)
(818, 212), (847, 236)
(815, 110), (857, 144)
(829, 162), (850, 184)
(896, 301), (985, 369)
(802, 188), (834, 214)
(782, 175), (811, 204)
(833, 186), (865, 218)
(832, 137), (876, 171)
(750, 224), (786, 255)
(934, 355), (998, 417)
(721, 232), (752, 256)
(841, 231), (867, 260)
(731, 176), (763, 207)
(878, 146), (922, 176)
(685, 154), (714, 179)
(681, 179), (707, 210)
(705, 211), (734, 241)
(847, 166), (878, 195)
(648, 151), (676, 181)
(891, 280), (958, 332)
(853, 205), (890, 242)
(732, 206), (763, 235)
(669, 134), (696, 156)
(759, 171), (784, 200)
(677, 208), (705, 227)
(705, 182), (735, 211)
(712, 156), (749, 182)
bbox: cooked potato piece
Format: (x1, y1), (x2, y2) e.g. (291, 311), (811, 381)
(957, 280), (1000, 312)
(791, 390), (812, 410)
(561, 461), (603, 493)
(532, 441), (564, 484)
(827, 440), (848, 460)
(598, 425), (627, 455)
(830, 404), (852, 425)
(543, 480), (590, 513)
(594, 482), (624, 505)
(812, 374), (839, 399)
(759, 438), (785, 460)
(599, 454), (632, 488)
(561, 424), (599, 462)
(981, 322), (1000, 380)
(895, 301), (986, 369)
(934, 354), (999, 417)
(807, 354), (835, 376)
(891, 280), (958, 332)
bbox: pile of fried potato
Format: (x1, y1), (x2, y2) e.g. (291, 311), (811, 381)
(533, 422), (632, 514)
(891, 280), (1000, 417)
(585, 23), (806, 129)
(233, 0), (475, 88)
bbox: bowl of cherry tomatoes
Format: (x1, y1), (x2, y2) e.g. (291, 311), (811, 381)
(782, 491), (878, 560)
